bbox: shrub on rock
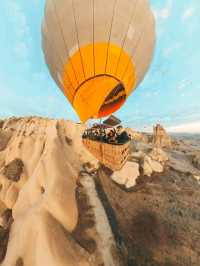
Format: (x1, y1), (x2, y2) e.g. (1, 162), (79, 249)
(0, 130), (12, 151)
(3, 159), (24, 182)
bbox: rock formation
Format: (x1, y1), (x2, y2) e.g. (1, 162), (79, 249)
(0, 117), (200, 266)
(192, 153), (200, 170)
(0, 117), (121, 266)
(111, 162), (140, 189)
(153, 124), (172, 148)
(127, 147), (168, 180)
(0, 121), (4, 129)
(142, 155), (163, 177)
(126, 128), (148, 143)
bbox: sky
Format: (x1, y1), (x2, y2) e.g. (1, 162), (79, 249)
(0, 0), (199, 132)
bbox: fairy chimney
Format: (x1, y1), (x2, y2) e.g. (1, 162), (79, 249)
(153, 124), (172, 148)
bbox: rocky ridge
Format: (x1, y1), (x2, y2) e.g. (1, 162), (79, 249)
(0, 117), (118, 266)
(0, 117), (200, 266)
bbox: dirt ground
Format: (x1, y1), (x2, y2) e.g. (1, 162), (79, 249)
(97, 164), (200, 266)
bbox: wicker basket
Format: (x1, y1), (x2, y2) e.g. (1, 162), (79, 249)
(82, 139), (130, 171)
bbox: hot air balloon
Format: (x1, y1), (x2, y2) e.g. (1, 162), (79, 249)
(42, 0), (155, 170)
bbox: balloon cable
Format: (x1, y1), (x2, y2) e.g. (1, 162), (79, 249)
(105, 0), (118, 74)
(52, 0), (79, 87)
(72, 0), (86, 80)
(115, 0), (139, 76)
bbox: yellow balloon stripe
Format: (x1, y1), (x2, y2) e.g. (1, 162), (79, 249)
(74, 75), (119, 121)
(63, 42), (136, 122)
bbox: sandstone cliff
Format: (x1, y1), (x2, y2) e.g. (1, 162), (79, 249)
(0, 117), (122, 266)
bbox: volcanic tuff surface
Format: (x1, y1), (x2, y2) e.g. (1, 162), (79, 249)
(0, 117), (200, 266)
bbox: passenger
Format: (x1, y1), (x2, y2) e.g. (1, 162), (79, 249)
(83, 129), (89, 139)
(82, 132), (86, 139)
(83, 124), (130, 144)
(97, 129), (101, 141)
(107, 129), (117, 143)
(116, 125), (123, 136)
(94, 129), (99, 140)
(101, 128), (107, 143)
(91, 129), (96, 140)
(99, 127), (106, 142)
(103, 129), (107, 142)
(106, 130), (112, 143)
(117, 130), (130, 143)
(115, 126), (121, 140)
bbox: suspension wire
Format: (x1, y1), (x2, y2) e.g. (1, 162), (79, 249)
(111, 83), (120, 98)
(72, 0), (86, 80)
(43, 22), (75, 98)
(104, 83), (119, 103)
(115, 0), (139, 77)
(51, 0), (79, 86)
(92, 0), (96, 76)
(104, 0), (118, 74)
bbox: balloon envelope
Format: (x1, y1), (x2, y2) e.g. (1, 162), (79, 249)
(42, 0), (155, 122)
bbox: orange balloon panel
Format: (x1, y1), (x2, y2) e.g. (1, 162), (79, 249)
(63, 42), (136, 122)
(73, 75), (119, 122)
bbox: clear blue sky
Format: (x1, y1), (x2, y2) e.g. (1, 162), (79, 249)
(0, 0), (199, 130)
